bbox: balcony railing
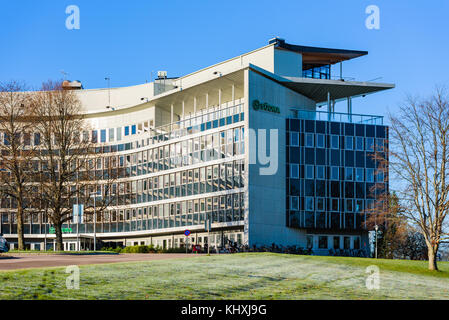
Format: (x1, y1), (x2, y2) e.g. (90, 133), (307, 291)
(291, 109), (383, 125)
(150, 103), (244, 142)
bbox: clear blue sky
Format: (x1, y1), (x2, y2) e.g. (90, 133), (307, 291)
(1, 0), (448, 120)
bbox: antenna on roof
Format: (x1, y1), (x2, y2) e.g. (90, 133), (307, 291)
(365, 77), (383, 82)
(61, 70), (69, 80)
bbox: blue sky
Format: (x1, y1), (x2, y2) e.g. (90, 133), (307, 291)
(1, 0), (448, 121)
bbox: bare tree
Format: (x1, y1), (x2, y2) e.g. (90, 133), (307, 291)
(0, 81), (35, 250)
(31, 81), (94, 250)
(388, 88), (449, 270)
(365, 192), (409, 259)
(32, 81), (118, 251)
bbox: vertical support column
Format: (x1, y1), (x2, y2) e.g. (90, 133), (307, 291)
(182, 101), (185, 119)
(206, 93), (209, 109)
(347, 97), (352, 122)
(170, 104), (174, 124)
(332, 100), (336, 121)
(218, 88), (222, 108)
(340, 62), (343, 80)
(231, 84), (235, 106)
(327, 92), (331, 121)
(194, 96), (197, 115)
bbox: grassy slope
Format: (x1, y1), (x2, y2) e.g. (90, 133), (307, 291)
(0, 253), (448, 300)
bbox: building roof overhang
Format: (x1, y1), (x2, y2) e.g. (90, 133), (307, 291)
(273, 38), (368, 69)
(247, 64), (395, 104)
(280, 76), (395, 104)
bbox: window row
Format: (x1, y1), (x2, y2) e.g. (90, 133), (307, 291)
(290, 132), (385, 152)
(0, 192), (245, 233)
(290, 165), (385, 183)
(290, 197), (375, 213)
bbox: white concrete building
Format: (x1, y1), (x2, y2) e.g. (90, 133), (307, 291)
(2, 38), (394, 254)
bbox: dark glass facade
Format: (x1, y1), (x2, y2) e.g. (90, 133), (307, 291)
(286, 118), (388, 232)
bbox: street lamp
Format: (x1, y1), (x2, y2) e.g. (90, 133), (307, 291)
(374, 224), (379, 259)
(105, 77), (111, 108)
(90, 190), (101, 251)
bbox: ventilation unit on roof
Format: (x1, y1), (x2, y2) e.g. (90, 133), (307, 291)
(157, 71), (167, 79)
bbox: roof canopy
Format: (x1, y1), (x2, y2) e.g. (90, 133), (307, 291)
(281, 77), (394, 104)
(271, 38), (368, 70)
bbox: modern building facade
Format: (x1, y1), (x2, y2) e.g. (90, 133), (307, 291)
(1, 38), (393, 254)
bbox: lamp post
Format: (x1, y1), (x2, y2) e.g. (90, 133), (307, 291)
(374, 224), (379, 259)
(90, 191), (100, 251)
(105, 77), (111, 108)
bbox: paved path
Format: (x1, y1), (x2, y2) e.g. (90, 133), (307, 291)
(0, 253), (200, 271)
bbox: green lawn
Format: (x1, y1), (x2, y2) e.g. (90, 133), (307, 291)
(1, 253), (448, 300)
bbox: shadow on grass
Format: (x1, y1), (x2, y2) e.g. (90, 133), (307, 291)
(0, 255), (19, 260)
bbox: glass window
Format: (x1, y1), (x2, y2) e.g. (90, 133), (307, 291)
(290, 196), (299, 210)
(317, 166), (325, 180)
(317, 134), (325, 148)
(317, 198), (325, 211)
(34, 133), (41, 146)
(377, 170), (384, 183)
(307, 235), (313, 249)
(109, 128), (115, 142)
(92, 130), (98, 143)
(345, 136), (353, 150)
(318, 236), (328, 249)
(366, 168), (375, 182)
(290, 164), (299, 179)
(100, 129), (106, 143)
(345, 167), (353, 181)
(344, 236), (351, 249)
(305, 165), (314, 179)
(356, 168), (364, 182)
(290, 132), (299, 147)
(331, 135), (339, 149)
(124, 126), (130, 136)
(366, 138), (374, 152)
(116, 127), (122, 141)
(331, 166), (339, 180)
(346, 199), (353, 212)
(376, 138), (384, 152)
(353, 237), (360, 249)
(333, 236), (340, 249)
(331, 198), (339, 211)
(305, 133), (314, 148)
(355, 199), (364, 212)
(305, 197), (314, 211)
(131, 125), (137, 135)
(356, 137), (364, 151)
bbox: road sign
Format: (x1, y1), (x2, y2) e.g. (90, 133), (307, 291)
(72, 204), (84, 224)
(205, 219), (211, 232)
(184, 230), (191, 237)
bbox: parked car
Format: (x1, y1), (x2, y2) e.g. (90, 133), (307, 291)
(0, 233), (9, 253)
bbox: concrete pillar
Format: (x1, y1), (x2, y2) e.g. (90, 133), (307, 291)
(218, 88), (222, 108)
(170, 104), (174, 123)
(231, 84), (235, 105)
(347, 97), (352, 122)
(194, 96), (197, 115)
(182, 101), (185, 119)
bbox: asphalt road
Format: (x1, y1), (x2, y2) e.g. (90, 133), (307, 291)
(0, 253), (200, 271)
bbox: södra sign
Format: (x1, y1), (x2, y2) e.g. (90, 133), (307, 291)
(252, 99), (280, 114)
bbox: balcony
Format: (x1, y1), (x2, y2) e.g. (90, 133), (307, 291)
(151, 103), (244, 143)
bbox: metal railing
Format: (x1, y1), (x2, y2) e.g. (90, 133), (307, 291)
(292, 109), (383, 125)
